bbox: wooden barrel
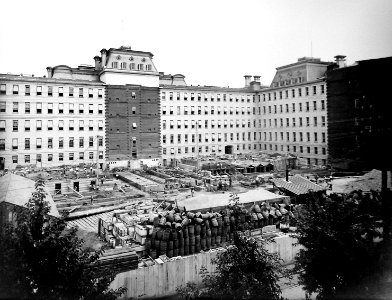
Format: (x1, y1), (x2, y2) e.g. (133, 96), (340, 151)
(160, 240), (167, 253)
(206, 229), (212, 237)
(190, 235), (196, 246)
(221, 234), (226, 244)
(200, 225), (206, 237)
(211, 218), (218, 227)
(211, 236), (216, 248)
(183, 227), (189, 238)
(188, 225), (195, 236)
(168, 241), (174, 251)
(173, 239), (179, 249)
(155, 239), (160, 250)
(145, 239), (151, 250)
(217, 217), (223, 227)
(156, 229), (163, 240)
(223, 215), (230, 225)
(184, 237), (190, 246)
(162, 229), (171, 241)
(211, 227), (217, 237)
(201, 237), (207, 250)
(150, 249), (157, 259)
(167, 249), (173, 258)
(216, 236), (221, 246)
(205, 220), (210, 229)
(195, 224), (201, 235)
(184, 245), (189, 255)
(189, 245), (195, 254)
(173, 248), (179, 257)
(178, 237), (184, 247)
(195, 244), (201, 253)
(171, 229), (178, 240)
(195, 235), (201, 245)
(206, 237), (211, 249)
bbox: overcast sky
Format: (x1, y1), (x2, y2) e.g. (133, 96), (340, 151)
(1, 0), (391, 88)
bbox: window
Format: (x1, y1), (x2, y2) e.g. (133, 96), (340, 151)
(69, 153), (74, 161)
(48, 138), (53, 149)
(314, 147), (318, 154)
(298, 88), (302, 97)
(0, 84), (6, 94)
(48, 86), (53, 96)
(13, 120), (18, 132)
(69, 103), (74, 114)
(25, 85), (30, 96)
(98, 89), (103, 98)
(89, 104), (93, 114)
(58, 87), (63, 97)
(88, 88), (93, 98)
(89, 152), (94, 160)
(120, 62), (126, 69)
(25, 155), (30, 163)
(36, 138), (42, 149)
(307, 147), (311, 154)
(89, 120), (93, 131)
(13, 102), (18, 113)
(313, 86), (317, 95)
(132, 92), (136, 99)
(25, 138), (30, 150)
(69, 120), (74, 131)
(79, 104), (84, 114)
(79, 137), (84, 148)
(99, 151), (103, 159)
(305, 87), (309, 96)
(314, 132), (318, 142)
(12, 138), (18, 150)
(25, 120), (30, 131)
(37, 154), (42, 163)
(58, 120), (64, 130)
(321, 85), (325, 94)
(58, 103), (64, 114)
(313, 101), (317, 111)
(98, 137), (103, 147)
(137, 64), (144, 71)
(79, 88), (83, 98)
(48, 154), (53, 162)
(314, 117), (317, 127)
(322, 133), (326, 143)
(98, 104), (103, 114)
(307, 132), (310, 142)
(0, 102), (5, 112)
(59, 153), (64, 161)
(36, 120), (42, 131)
(129, 63), (135, 70)
(292, 89), (295, 98)
(48, 103), (53, 114)
(12, 155), (18, 163)
(306, 102), (309, 112)
(322, 116), (326, 127)
(13, 85), (19, 95)
(47, 120), (53, 130)
(112, 62), (118, 68)
(69, 87), (74, 97)
(321, 100), (325, 110)
(132, 123), (137, 129)
(69, 137), (74, 148)
(36, 102), (42, 114)
(89, 137), (94, 147)
(299, 103), (302, 112)
(59, 137), (64, 149)
(98, 120), (103, 131)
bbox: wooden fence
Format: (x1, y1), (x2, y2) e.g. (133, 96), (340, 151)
(111, 235), (301, 299)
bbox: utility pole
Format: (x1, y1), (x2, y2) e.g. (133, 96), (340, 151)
(96, 135), (100, 187)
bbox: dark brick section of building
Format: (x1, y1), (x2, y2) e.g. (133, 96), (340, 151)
(106, 85), (161, 163)
(327, 57), (392, 171)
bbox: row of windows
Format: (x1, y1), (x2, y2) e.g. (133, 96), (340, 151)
(262, 143), (327, 156)
(262, 131), (327, 143)
(7, 152), (104, 164)
(0, 101), (103, 114)
(271, 76), (305, 87)
(162, 132), (260, 144)
(0, 84), (103, 98)
(162, 143), (261, 155)
(161, 84), (325, 103)
(162, 119), (262, 130)
(262, 100), (326, 114)
(162, 105), (257, 116)
(0, 137), (103, 151)
(0, 119), (104, 132)
(262, 116), (326, 128)
(111, 62), (152, 71)
(262, 85), (325, 101)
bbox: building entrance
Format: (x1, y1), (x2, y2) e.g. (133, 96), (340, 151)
(0, 157), (4, 170)
(225, 145), (233, 155)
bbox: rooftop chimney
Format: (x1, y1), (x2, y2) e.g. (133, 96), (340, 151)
(244, 75), (252, 87)
(253, 75), (261, 82)
(46, 67), (52, 78)
(334, 55), (346, 68)
(94, 56), (101, 70)
(100, 49), (107, 69)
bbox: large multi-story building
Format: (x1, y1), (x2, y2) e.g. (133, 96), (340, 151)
(326, 56), (392, 171)
(1, 45), (355, 171)
(160, 57), (331, 167)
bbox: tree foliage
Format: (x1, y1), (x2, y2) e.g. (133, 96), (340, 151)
(0, 177), (126, 300)
(293, 190), (386, 299)
(177, 232), (286, 300)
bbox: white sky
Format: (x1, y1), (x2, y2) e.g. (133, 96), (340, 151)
(1, 0), (391, 88)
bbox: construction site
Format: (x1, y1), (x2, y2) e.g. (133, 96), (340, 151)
(4, 152), (370, 299)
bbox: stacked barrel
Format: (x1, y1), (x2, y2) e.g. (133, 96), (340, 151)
(145, 202), (297, 258)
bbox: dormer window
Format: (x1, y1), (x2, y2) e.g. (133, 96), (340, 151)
(142, 58), (146, 62)
(112, 62), (118, 69)
(116, 55), (121, 60)
(129, 56), (134, 61)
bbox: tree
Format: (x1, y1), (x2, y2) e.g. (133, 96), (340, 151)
(293, 191), (385, 299)
(177, 232), (286, 300)
(0, 176), (126, 300)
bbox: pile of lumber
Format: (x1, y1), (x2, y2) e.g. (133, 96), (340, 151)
(90, 247), (139, 275)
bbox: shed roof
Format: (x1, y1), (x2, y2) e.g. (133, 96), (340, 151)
(271, 175), (326, 196)
(0, 173), (60, 217)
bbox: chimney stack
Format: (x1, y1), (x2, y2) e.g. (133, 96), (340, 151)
(244, 75), (252, 87)
(94, 56), (101, 70)
(46, 67), (52, 78)
(100, 49), (107, 69)
(253, 75), (261, 82)
(334, 55), (346, 68)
